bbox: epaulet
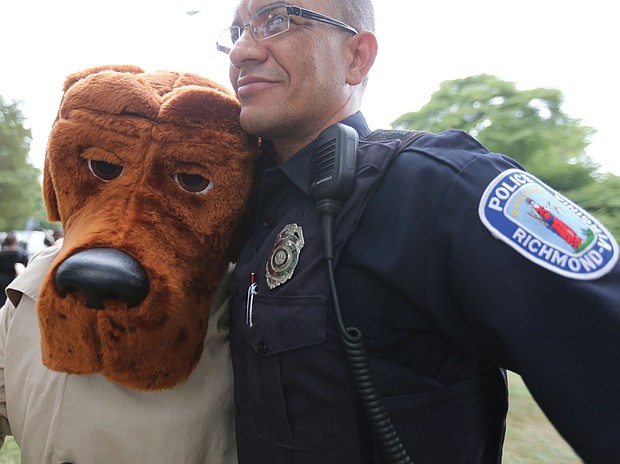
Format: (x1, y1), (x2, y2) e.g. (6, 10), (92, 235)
(343, 129), (429, 242)
(364, 129), (428, 151)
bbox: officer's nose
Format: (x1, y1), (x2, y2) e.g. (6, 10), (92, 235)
(55, 248), (149, 309)
(229, 28), (265, 69)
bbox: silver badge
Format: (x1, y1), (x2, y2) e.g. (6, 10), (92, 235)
(266, 223), (305, 289)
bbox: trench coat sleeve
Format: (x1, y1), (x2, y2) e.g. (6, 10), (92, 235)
(0, 244), (58, 448)
(0, 299), (14, 445)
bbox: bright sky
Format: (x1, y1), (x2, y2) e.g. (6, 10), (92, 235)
(1, 0), (618, 174)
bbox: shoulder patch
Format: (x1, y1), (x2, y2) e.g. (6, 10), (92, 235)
(479, 169), (618, 279)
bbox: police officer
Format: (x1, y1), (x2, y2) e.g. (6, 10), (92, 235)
(217, 0), (620, 462)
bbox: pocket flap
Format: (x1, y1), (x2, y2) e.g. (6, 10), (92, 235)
(241, 294), (327, 356)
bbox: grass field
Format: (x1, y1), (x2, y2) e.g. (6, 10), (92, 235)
(503, 371), (582, 463)
(0, 372), (582, 463)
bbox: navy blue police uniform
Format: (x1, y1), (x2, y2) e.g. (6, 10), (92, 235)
(229, 112), (620, 464)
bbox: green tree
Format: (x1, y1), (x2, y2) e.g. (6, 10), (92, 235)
(0, 96), (43, 231)
(392, 74), (620, 238)
(568, 175), (620, 235)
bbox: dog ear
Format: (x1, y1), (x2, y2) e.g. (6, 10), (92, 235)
(42, 154), (61, 222)
(226, 152), (262, 262)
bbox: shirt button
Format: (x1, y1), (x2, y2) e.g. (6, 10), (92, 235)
(234, 286), (240, 296)
(263, 217), (274, 229)
(258, 341), (267, 354)
(235, 344), (241, 354)
(235, 404), (240, 415)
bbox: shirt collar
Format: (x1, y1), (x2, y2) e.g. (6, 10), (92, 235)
(270, 112), (371, 195)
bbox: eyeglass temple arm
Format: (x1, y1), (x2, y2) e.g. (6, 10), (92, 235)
(287, 5), (358, 35)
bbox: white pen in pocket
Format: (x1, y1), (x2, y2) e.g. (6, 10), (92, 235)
(246, 272), (257, 327)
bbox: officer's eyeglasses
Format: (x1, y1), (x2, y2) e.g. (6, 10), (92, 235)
(216, 3), (358, 54)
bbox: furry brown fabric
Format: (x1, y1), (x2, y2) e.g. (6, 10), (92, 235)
(38, 65), (258, 390)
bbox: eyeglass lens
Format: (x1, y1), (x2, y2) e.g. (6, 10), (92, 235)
(217, 5), (291, 53)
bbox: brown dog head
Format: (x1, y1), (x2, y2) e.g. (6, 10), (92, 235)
(38, 65), (258, 390)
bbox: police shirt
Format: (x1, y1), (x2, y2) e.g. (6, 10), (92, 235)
(230, 112), (620, 464)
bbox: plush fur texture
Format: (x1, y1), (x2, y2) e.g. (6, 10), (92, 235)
(38, 65), (258, 390)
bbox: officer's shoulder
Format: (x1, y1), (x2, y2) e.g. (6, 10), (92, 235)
(376, 129), (517, 174)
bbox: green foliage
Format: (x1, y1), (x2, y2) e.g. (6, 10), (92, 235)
(0, 96), (44, 231)
(392, 74), (620, 239)
(567, 175), (620, 234)
(0, 436), (20, 464)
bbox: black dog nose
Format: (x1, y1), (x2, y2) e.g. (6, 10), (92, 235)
(55, 248), (149, 309)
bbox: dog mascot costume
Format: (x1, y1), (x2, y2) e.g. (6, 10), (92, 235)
(0, 65), (259, 463)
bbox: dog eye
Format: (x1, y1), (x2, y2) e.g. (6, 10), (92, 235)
(87, 159), (123, 181)
(174, 173), (214, 194)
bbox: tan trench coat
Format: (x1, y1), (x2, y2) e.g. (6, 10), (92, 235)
(0, 243), (237, 463)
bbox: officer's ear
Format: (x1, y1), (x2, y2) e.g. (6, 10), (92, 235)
(345, 30), (378, 86)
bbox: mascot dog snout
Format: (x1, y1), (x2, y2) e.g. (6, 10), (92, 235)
(55, 248), (149, 310)
(38, 65), (259, 391)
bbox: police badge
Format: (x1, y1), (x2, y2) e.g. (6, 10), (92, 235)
(266, 223), (305, 289)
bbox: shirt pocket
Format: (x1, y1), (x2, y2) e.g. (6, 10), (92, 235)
(240, 293), (347, 449)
